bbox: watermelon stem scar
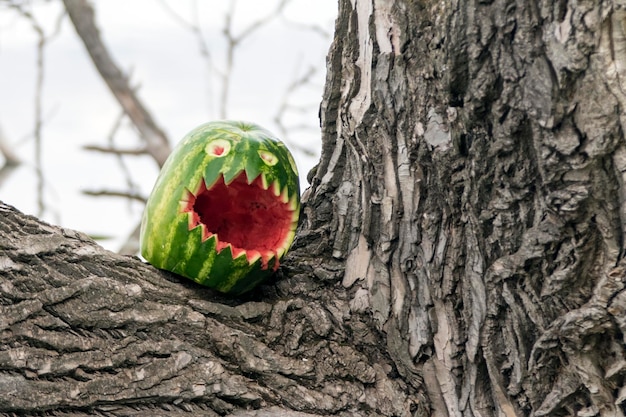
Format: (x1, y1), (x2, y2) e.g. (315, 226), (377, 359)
(182, 171), (296, 271)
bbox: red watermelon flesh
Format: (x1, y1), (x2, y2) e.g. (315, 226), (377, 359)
(182, 171), (294, 270)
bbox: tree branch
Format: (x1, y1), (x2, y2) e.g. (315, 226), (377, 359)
(0, 201), (423, 416)
(9, 3), (64, 217)
(155, 0), (219, 117)
(62, 0), (171, 167)
(231, 0), (291, 44)
(219, 0), (293, 118)
(81, 189), (147, 203)
(82, 144), (149, 156)
(273, 63), (319, 157)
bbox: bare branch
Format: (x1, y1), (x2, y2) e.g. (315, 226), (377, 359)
(232, 0), (291, 44)
(10, 3), (65, 217)
(62, 0), (171, 167)
(219, 0), (294, 118)
(101, 112), (144, 256)
(155, 0), (219, 117)
(82, 144), (148, 156)
(82, 189), (147, 203)
(282, 16), (333, 39)
(219, 0), (237, 119)
(154, 0), (212, 63)
(273, 63), (319, 156)
(34, 25), (45, 216)
(91, 109), (144, 219)
(157, 0), (296, 120)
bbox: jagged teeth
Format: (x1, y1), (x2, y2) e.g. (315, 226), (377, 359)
(260, 174), (269, 190)
(232, 246), (248, 260)
(272, 179), (281, 197)
(280, 186), (289, 204)
(246, 250), (262, 264)
(288, 194), (298, 211)
(187, 212), (196, 229)
(180, 189), (192, 203)
(284, 230), (296, 246)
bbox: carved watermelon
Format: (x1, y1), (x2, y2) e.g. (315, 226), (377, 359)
(140, 121), (300, 295)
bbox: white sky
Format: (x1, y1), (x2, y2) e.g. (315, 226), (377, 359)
(0, 0), (336, 250)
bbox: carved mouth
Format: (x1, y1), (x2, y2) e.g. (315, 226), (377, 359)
(181, 171), (298, 270)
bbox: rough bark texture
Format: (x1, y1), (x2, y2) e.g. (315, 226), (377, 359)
(0, 201), (420, 416)
(299, 0), (626, 416)
(3, 0), (626, 416)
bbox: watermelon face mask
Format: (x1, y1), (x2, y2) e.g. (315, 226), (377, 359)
(140, 121), (300, 295)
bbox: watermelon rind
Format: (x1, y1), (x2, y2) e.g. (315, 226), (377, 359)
(140, 120), (300, 295)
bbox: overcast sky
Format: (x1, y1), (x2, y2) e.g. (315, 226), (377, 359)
(0, 0), (336, 250)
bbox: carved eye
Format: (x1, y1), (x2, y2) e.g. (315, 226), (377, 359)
(205, 139), (231, 157)
(258, 150), (278, 166)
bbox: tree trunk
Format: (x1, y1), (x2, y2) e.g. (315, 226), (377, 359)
(2, 0), (626, 416)
(303, 0), (626, 415)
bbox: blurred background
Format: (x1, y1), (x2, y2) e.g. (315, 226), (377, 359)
(0, 0), (336, 253)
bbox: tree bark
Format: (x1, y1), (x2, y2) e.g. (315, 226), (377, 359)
(3, 0), (626, 416)
(302, 0), (626, 415)
(0, 201), (420, 416)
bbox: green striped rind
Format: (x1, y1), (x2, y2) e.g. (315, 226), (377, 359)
(140, 120), (299, 295)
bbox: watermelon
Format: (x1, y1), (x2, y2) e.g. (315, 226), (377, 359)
(140, 121), (300, 295)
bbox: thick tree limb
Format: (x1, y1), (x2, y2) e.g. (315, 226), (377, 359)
(0, 201), (424, 416)
(62, 0), (171, 167)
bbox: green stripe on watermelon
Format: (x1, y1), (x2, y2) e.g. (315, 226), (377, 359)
(203, 156), (228, 189)
(225, 135), (248, 180)
(165, 217), (204, 273)
(244, 152), (263, 185)
(195, 235), (220, 283)
(202, 246), (254, 292)
(172, 223), (216, 278)
(146, 130), (222, 222)
(141, 185), (185, 266)
(143, 138), (210, 257)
